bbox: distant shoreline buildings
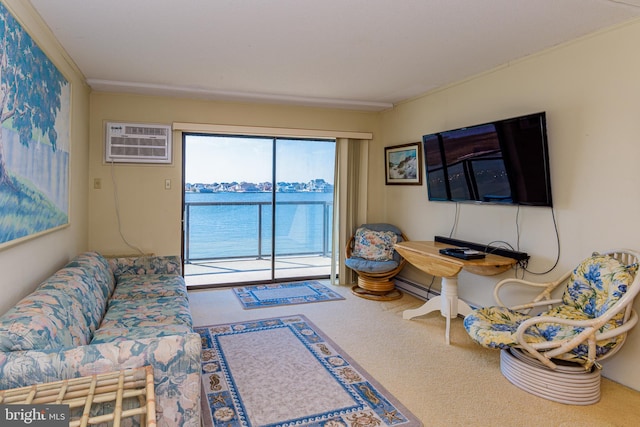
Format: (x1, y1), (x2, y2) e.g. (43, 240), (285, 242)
(185, 178), (333, 193)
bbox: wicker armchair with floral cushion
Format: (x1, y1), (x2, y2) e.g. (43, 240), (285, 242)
(345, 223), (408, 300)
(463, 249), (640, 404)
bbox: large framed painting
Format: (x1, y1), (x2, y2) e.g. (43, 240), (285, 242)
(385, 142), (423, 185)
(0, 4), (71, 249)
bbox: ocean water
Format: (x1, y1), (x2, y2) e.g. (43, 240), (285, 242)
(184, 192), (333, 261)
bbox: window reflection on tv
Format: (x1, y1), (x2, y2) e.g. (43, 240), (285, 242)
(423, 112), (552, 207)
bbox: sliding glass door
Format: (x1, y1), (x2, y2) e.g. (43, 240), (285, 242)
(182, 134), (335, 287)
(273, 138), (334, 280)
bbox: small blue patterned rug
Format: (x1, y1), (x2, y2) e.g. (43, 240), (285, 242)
(196, 315), (422, 427)
(232, 281), (345, 309)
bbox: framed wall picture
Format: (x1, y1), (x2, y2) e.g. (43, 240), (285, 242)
(0, 4), (71, 250)
(385, 142), (422, 185)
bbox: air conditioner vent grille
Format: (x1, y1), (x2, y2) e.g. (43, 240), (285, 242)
(105, 122), (172, 164)
(123, 126), (168, 136)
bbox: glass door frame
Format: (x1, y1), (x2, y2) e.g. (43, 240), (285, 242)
(181, 133), (335, 288)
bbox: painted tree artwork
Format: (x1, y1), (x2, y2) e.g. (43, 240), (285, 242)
(0, 3), (70, 248)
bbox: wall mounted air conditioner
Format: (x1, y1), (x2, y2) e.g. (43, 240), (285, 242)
(105, 122), (172, 164)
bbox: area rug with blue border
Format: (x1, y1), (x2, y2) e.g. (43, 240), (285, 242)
(196, 314), (422, 427)
(232, 281), (345, 309)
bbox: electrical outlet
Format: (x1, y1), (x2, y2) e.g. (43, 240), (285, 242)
(94, 178), (102, 189)
(165, 179), (171, 190)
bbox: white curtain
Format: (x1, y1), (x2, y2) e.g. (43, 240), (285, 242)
(331, 138), (369, 286)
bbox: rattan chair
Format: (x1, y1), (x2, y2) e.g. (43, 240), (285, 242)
(464, 249), (640, 404)
(345, 223), (408, 301)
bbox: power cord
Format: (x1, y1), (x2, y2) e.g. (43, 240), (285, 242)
(109, 160), (146, 256)
(484, 240), (526, 278)
(516, 204), (522, 250)
(448, 202), (460, 238)
(444, 201), (560, 277)
(521, 207), (560, 276)
(426, 275), (436, 300)
(483, 205), (560, 277)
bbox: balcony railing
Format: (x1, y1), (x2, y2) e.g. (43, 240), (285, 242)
(183, 200), (333, 264)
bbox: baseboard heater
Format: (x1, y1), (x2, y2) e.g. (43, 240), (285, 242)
(394, 276), (440, 301)
(434, 235), (530, 262)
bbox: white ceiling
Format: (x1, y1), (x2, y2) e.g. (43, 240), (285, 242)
(28, 0), (640, 111)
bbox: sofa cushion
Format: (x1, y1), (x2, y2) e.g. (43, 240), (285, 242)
(0, 289), (89, 351)
(64, 252), (115, 300)
(100, 297), (194, 329)
(90, 324), (195, 344)
(92, 296), (193, 345)
(38, 267), (107, 334)
(108, 255), (182, 281)
(110, 274), (188, 301)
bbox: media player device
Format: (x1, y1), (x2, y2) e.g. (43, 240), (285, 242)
(434, 236), (529, 261)
(439, 247), (486, 260)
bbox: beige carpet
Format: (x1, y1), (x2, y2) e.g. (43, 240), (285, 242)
(188, 284), (640, 427)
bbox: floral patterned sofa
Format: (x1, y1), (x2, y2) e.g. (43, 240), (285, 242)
(0, 252), (201, 426)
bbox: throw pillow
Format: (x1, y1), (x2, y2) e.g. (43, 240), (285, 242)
(352, 227), (398, 261)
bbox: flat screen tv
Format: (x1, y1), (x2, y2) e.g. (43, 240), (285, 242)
(422, 112), (552, 207)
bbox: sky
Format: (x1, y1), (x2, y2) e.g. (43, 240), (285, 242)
(184, 135), (336, 184)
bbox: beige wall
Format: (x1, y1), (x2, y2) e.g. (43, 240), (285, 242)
(377, 19), (640, 389)
(0, 1), (90, 315)
(88, 93), (379, 256)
